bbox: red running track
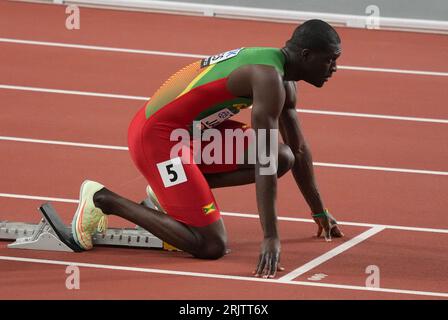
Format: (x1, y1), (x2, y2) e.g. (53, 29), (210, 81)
(0, 1), (447, 299)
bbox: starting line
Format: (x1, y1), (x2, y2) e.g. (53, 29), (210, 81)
(0, 201), (175, 252)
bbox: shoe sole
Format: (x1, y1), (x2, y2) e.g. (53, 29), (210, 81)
(146, 185), (166, 213)
(71, 180), (94, 250)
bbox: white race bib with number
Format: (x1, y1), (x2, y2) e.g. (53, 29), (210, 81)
(201, 48), (243, 68)
(200, 108), (235, 129)
(156, 157), (187, 188)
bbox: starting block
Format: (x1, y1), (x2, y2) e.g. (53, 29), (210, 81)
(0, 202), (165, 252)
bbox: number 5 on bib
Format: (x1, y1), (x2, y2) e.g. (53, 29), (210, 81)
(156, 157), (188, 188)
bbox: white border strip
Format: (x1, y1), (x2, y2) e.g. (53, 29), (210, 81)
(221, 211), (448, 234)
(0, 84), (149, 100)
(0, 37), (206, 59)
(0, 84), (148, 101)
(1, 192), (448, 234)
(2, 84), (448, 124)
(279, 226), (386, 281)
(338, 65), (448, 77)
(0, 193), (79, 204)
(0, 255), (446, 297)
(1, 135), (447, 176)
(66, 0), (448, 33)
(0, 136), (128, 151)
(313, 162), (448, 176)
(2, 84), (448, 125)
(298, 109), (448, 124)
(1, 37), (448, 77)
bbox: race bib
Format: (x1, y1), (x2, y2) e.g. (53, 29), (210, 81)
(200, 108), (235, 129)
(201, 48), (243, 68)
(156, 157), (188, 188)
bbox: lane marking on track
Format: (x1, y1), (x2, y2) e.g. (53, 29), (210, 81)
(0, 84), (148, 100)
(0, 38), (206, 59)
(0, 193), (79, 204)
(313, 162), (448, 176)
(221, 212), (448, 234)
(338, 65), (448, 77)
(1, 37), (448, 77)
(278, 226), (386, 282)
(0, 136), (128, 151)
(1, 192), (448, 234)
(2, 84), (448, 124)
(1, 135), (447, 176)
(0, 255), (446, 298)
(297, 108), (448, 124)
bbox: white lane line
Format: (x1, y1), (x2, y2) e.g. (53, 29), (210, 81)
(313, 162), (448, 176)
(1, 37), (448, 77)
(338, 65), (448, 77)
(1, 135), (447, 176)
(2, 84), (448, 124)
(221, 211), (448, 234)
(298, 108), (448, 124)
(0, 84), (148, 101)
(0, 136), (128, 151)
(278, 226), (386, 282)
(0, 193), (78, 204)
(0, 255), (446, 298)
(0, 38), (206, 59)
(286, 280), (448, 298)
(1, 192), (448, 234)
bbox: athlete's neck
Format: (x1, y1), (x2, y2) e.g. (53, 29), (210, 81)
(281, 47), (302, 82)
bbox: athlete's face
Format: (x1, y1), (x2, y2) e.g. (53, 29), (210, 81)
(302, 44), (341, 87)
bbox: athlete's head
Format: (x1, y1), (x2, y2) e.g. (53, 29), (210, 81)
(283, 19), (342, 87)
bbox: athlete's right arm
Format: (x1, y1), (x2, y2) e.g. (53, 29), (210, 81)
(249, 65), (286, 278)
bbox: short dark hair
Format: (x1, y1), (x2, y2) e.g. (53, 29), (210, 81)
(285, 19), (341, 52)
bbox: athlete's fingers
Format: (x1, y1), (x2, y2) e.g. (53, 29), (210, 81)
(264, 254), (277, 278)
(263, 253), (273, 278)
(254, 254), (266, 277)
(268, 253), (280, 278)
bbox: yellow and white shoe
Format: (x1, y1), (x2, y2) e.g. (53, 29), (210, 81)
(71, 180), (108, 250)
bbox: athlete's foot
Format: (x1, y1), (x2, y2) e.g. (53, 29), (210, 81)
(71, 180), (108, 250)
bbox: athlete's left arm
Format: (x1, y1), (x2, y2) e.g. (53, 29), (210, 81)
(279, 81), (344, 240)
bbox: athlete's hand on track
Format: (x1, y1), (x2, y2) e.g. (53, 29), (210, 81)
(313, 211), (344, 242)
(253, 237), (285, 278)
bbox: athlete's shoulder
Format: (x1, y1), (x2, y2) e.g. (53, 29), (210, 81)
(238, 47), (285, 74)
(241, 47), (283, 57)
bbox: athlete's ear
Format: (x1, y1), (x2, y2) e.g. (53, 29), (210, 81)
(300, 48), (311, 61)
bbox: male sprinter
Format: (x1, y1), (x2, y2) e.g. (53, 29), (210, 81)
(72, 19), (343, 278)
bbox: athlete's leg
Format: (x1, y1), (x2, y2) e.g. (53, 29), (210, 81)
(114, 106), (228, 259)
(204, 143), (294, 188)
(93, 189), (227, 259)
(198, 120), (295, 188)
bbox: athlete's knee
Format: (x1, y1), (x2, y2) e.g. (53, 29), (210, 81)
(195, 235), (227, 260)
(93, 188), (114, 213)
(277, 144), (295, 176)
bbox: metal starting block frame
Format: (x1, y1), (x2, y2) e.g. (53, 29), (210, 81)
(0, 202), (165, 252)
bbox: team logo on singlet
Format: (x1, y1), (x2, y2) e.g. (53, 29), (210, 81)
(200, 48), (243, 68)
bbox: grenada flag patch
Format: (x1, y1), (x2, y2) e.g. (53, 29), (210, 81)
(202, 202), (217, 215)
